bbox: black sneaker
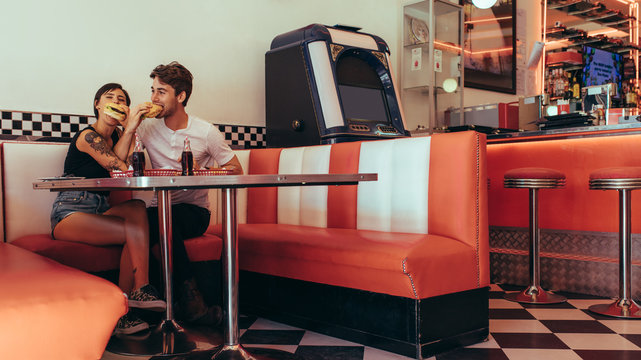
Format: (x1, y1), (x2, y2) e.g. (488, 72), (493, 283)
(113, 313), (149, 336)
(128, 284), (167, 312)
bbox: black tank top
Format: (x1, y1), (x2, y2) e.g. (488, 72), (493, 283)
(63, 126), (121, 184)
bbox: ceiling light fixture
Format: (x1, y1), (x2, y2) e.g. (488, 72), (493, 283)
(471, 0), (498, 9)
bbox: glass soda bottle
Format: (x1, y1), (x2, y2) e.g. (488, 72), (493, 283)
(181, 137), (193, 176)
(132, 133), (145, 177)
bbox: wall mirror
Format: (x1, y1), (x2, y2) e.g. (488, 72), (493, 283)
(463, 0), (516, 93)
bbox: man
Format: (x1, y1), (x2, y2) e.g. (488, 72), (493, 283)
(137, 61), (243, 325)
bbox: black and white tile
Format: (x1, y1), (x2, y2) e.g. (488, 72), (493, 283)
(103, 283), (641, 359)
(0, 110), (266, 149)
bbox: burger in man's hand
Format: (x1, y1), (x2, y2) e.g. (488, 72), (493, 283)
(142, 102), (163, 119)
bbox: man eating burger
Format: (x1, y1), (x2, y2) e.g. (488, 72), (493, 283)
(136, 61), (242, 326)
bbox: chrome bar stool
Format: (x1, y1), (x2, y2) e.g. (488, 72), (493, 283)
(588, 167), (641, 319)
(503, 167), (567, 304)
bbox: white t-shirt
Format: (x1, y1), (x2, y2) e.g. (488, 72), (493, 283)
(137, 115), (235, 208)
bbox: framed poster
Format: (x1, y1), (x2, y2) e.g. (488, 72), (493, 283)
(407, 16), (429, 45)
(463, 0), (516, 94)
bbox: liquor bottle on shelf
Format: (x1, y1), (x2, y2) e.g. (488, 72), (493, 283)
(544, 67), (551, 96)
(625, 80), (638, 109)
(571, 77), (580, 99)
(554, 69), (562, 98)
(626, 80), (639, 108)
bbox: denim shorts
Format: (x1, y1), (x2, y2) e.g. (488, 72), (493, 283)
(50, 190), (110, 231)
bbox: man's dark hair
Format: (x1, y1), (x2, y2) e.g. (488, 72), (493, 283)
(150, 61), (193, 106)
(93, 83), (131, 117)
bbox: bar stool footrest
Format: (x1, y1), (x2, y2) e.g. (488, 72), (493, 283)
(504, 285), (567, 304)
(589, 300), (641, 319)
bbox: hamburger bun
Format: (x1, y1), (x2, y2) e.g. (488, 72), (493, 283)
(143, 102), (163, 119)
(104, 103), (128, 122)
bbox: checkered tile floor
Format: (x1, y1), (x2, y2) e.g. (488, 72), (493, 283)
(103, 283), (641, 359)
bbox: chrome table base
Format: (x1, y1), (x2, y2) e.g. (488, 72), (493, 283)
(183, 189), (302, 360)
(204, 345), (302, 360)
(108, 320), (220, 356)
(108, 190), (221, 356)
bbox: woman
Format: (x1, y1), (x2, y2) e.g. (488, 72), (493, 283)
(50, 83), (163, 335)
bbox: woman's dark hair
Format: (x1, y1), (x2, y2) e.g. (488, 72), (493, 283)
(93, 83), (131, 117)
(150, 61), (193, 106)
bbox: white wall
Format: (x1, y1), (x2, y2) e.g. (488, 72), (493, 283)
(1, 0), (401, 127)
(2, 0), (542, 129)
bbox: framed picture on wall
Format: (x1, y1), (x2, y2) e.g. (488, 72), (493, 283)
(463, 0), (516, 94)
(406, 15), (429, 45)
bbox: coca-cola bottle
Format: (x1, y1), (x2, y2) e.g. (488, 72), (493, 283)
(132, 133), (145, 177)
(181, 137), (193, 176)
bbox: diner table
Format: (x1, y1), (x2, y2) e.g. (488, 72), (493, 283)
(34, 172), (377, 359)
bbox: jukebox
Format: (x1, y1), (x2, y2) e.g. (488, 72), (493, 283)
(265, 24), (408, 147)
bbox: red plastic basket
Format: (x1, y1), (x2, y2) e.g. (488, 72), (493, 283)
(110, 170), (133, 178)
(144, 169), (180, 177)
(110, 169), (181, 178)
(193, 168), (233, 176)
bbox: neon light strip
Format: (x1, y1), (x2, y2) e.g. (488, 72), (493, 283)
(545, 39), (570, 46)
(434, 40), (511, 55)
(464, 15), (512, 24)
(587, 28), (624, 36)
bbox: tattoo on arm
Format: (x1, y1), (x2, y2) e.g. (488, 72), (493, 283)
(85, 131), (111, 155)
(84, 131), (121, 170)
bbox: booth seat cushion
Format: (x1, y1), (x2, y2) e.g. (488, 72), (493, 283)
(183, 233), (224, 263)
(11, 234), (122, 273)
(0, 242), (127, 360)
(208, 223), (479, 299)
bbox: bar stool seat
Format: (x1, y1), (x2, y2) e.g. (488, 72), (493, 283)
(503, 167), (567, 304)
(588, 167), (641, 319)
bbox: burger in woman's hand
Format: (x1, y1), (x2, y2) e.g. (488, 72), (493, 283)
(104, 103), (128, 121)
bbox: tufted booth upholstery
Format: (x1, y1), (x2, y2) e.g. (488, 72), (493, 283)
(3, 142), (124, 272)
(203, 132), (489, 300)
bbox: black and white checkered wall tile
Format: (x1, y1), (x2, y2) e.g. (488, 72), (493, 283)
(0, 110), (267, 149)
(1, 110), (93, 138)
(219, 125), (266, 149)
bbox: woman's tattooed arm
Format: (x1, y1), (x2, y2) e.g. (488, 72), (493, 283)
(84, 131), (123, 171)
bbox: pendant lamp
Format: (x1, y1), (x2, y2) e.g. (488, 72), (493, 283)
(471, 0), (497, 9)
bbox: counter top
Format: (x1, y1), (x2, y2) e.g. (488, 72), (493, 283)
(487, 123), (641, 143)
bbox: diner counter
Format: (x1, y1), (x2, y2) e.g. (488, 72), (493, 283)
(486, 123), (641, 299)
(487, 123), (641, 143)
